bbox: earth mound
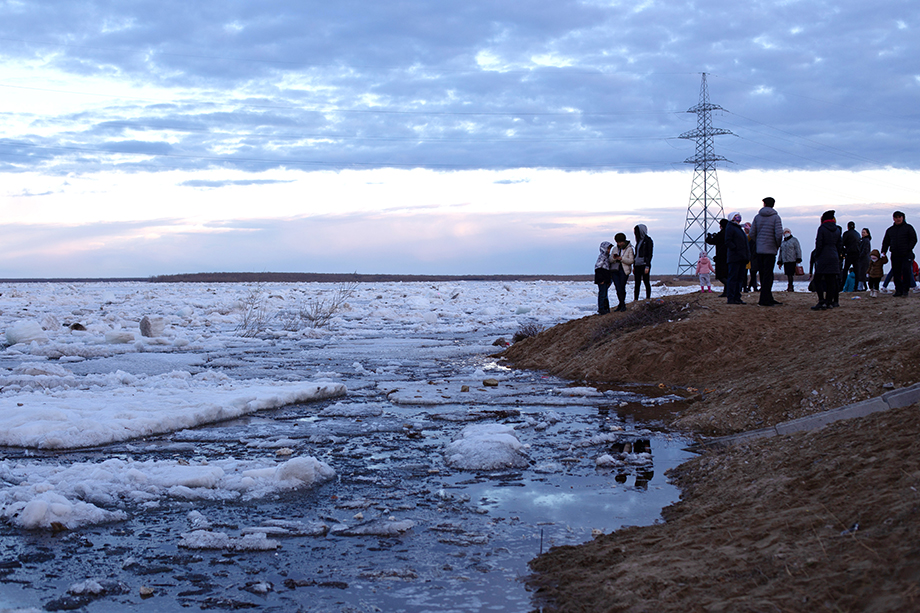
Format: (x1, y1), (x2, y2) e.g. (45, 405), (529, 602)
(503, 289), (920, 612)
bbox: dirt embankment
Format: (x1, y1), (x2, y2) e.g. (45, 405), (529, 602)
(503, 290), (920, 612)
(503, 290), (920, 436)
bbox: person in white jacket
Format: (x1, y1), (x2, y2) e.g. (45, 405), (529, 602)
(609, 232), (635, 312)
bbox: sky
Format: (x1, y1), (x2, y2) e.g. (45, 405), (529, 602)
(0, 0), (918, 278)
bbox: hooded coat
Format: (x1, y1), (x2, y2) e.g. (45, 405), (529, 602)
(867, 249), (888, 280)
(633, 224), (654, 267)
(594, 241), (612, 285)
(696, 253), (715, 275)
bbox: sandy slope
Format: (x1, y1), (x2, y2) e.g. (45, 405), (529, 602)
(503, 289), (920, 612)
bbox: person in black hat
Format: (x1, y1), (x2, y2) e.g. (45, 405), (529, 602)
(811, 210), (843, 310)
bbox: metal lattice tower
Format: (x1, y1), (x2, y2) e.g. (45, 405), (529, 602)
(677, 73), (733, 275)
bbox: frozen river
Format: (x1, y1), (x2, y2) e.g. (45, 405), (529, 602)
(0, 280), (695, 612)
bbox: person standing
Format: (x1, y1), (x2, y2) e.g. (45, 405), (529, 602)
(881, 211), (918, 298)
(632, 224), (654, 301)
(724, 212), (750, 305)
(609, 232), (635, 312)
(749, 196), (784, 306)
(705, 219), (729, 296)
(840, 221), (861, 284)
(594, 241), (613, 314)
(856, 228), (872, 291)
(696, 250), (715, 293)
(777, 228), (803, 292)
(743, 223), (758, 292)
(812, 210), (843, 310)
(867, 249), (888, 298)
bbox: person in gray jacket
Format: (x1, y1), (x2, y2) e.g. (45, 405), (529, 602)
(749, 196), (784, 306)
(777, 228), (803, 292)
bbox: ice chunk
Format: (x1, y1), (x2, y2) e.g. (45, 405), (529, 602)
(5, 321), (48, 345)
(178, 530), (280, 551)
(445, 423), (529, 470)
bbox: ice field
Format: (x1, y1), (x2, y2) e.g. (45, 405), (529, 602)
(0, 280), (697, 611)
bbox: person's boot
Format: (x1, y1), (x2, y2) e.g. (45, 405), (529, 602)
(811, 301), (827, 311)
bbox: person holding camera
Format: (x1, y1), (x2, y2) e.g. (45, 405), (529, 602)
(609, 232), (635, 312)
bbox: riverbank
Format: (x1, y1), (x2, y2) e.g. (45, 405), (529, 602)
(503, 288), (920, 612)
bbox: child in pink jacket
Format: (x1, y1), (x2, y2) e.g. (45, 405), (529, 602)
(696, 250), (716, 293)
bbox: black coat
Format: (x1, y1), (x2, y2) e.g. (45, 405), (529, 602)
(725, 222), (750, 265)
(882, 222), (918, 259)
(841, 228), (860, 259)
(814, 221), (843, 274)
(705, 228), (727, 277)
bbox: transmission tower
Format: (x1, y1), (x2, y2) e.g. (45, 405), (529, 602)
(677, 73), (733, 275)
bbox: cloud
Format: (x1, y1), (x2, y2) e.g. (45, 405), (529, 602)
(180, 178), (295, 188)
(0, 1), (915, 177)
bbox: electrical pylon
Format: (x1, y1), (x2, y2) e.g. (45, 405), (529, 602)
(677, 73), (733, 275)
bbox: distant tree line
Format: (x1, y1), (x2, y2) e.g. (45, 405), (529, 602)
(147, 272), (592, 283)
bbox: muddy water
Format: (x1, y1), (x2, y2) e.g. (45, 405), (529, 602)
(0, 331), (692, 612)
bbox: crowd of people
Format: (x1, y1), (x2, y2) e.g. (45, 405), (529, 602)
(594, 200), (918, 314)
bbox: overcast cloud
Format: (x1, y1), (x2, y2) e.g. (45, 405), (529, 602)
(0, 1), (918, 276)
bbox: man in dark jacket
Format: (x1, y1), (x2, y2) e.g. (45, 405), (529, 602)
(840, 221), (861, 284)
(749, 196), (784, 306)
(705, 219), (728, 296)
(881, 211), (918, 297)
(724, 212), (750, 304)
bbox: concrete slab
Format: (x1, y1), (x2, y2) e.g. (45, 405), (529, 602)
(691, 390), (904, 452)
(882, 383), (920, 410)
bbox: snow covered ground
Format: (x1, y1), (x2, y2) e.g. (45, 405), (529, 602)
(0, 280), (697, 612)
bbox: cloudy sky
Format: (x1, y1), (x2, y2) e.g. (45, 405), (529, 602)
(0, 0), (918, 277)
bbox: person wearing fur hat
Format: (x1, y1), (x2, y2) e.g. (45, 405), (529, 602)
(724, 212), (750, 304)
(609, 232), (635, 312)
(866, 248), (888, 297)
(812, 210), (843, 310)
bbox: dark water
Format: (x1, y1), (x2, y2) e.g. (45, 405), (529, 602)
(0, 333), (692, 612)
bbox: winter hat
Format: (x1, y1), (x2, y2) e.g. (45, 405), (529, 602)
(894, 210), (906, 219)
(762, 197), (775, 207)
(729, 212), (741, 223)
(821, 210), (836, 222)
(783, 228), (792, 237)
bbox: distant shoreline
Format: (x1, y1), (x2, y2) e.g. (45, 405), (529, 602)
(0, 272), (692, 283)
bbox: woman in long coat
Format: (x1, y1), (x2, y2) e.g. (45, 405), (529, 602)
(812, 210), (844, 310)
